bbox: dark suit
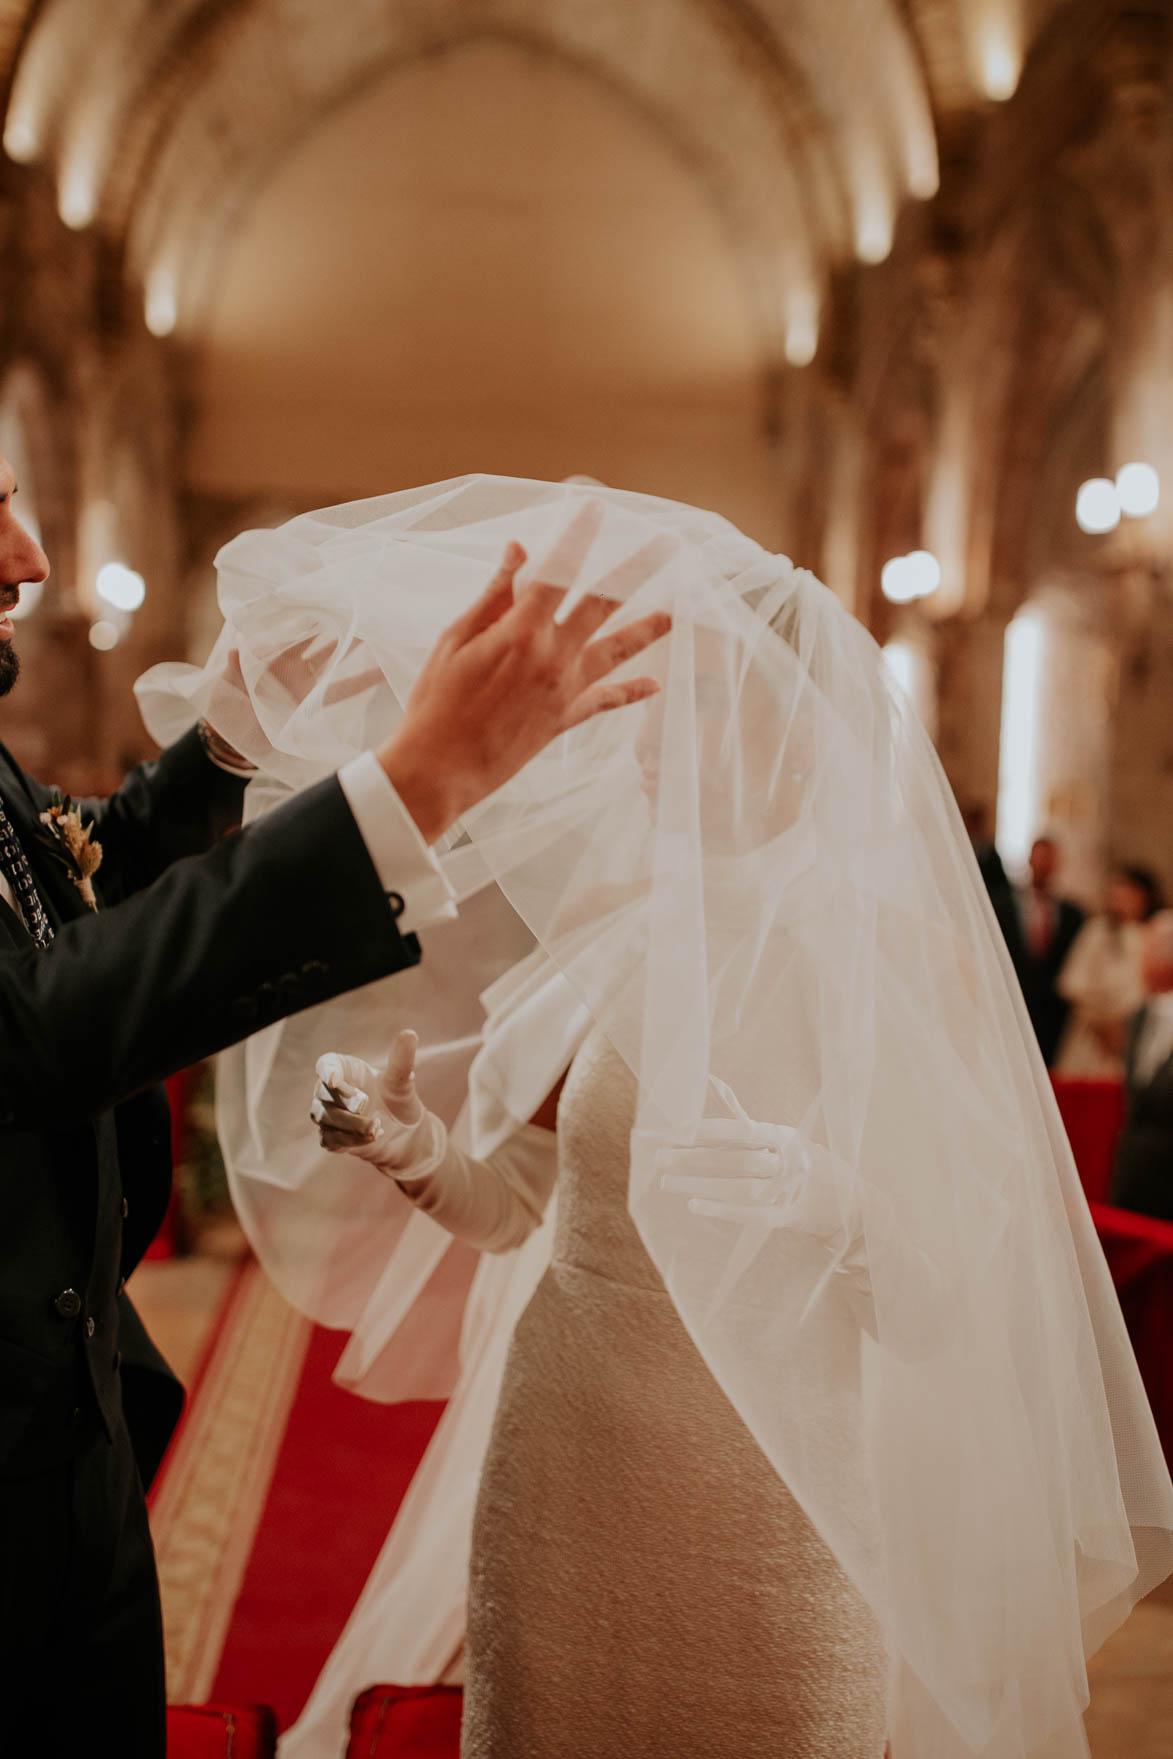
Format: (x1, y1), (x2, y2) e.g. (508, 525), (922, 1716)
(1007, 891), (1085, 1067)
(0, 728), (420, 1750)
(973, 840), (1023, 962)
(1111, 1005), (1173, 1222)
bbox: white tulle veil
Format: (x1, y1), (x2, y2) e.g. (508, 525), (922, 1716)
(136, 475), (1173, 1759)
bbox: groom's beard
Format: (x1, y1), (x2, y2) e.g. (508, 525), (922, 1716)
(0, 642), (20, 696)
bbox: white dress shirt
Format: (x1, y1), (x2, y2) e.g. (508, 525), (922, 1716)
(0, 749), (457, 938)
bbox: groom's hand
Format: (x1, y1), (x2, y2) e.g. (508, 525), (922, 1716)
(376, 503), (672, 843)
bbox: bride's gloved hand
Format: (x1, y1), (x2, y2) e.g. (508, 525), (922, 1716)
(655, 1121), (951, 1359)
(311, 1030), (559, 1252)
(311, 1029), (447, 1178)
(655, 1121), (868, 1269)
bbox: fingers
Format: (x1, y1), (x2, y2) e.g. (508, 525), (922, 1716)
(576, 610), (672, 690)
(686, 1199), (789, 1227)
(527, 498), (605, 593)
(559, 675), (661, 732)
(656, 1144), (782, 1178)
(659, 1174), (777, 1203)
(322, 663), (388, 708)
(320, 1124), (379, 1154)
(311, 1091), (379, 1143)
(554, 591), (622, 643)
(508, 500), (608, 630)
(316, 1052), (378, 1092)
(446, 542), (526, 649)
(589, 533), (679, 607)
(379, 1028), (421, 1120)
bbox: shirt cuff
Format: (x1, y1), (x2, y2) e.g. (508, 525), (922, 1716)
(337, 751), (458, 935)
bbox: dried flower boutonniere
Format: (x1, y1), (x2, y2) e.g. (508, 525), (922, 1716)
(38, 792), (103, 911)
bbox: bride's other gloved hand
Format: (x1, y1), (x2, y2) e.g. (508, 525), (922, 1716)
(656, 1122), (949, 1360)
(311, 1030), (446, 1177)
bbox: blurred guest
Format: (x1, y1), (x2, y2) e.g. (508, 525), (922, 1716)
(1110, 912), (1173, 1221)
(1055, 865), (1164, 1076)
(962, 802), (1020, 951)
(1012, 836), (1084, 1066)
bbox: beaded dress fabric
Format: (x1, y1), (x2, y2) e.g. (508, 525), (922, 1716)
(462, 1027), (888, 1759)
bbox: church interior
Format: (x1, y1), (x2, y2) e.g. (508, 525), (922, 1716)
(0, 1), (1172, 1754)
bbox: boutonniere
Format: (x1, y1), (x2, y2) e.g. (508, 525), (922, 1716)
(38, 792), (102, 911)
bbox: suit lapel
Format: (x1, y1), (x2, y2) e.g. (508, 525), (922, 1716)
(0, 750), (88, 931)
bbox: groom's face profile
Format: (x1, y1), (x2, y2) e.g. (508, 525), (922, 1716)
(0, 449), (50, 698)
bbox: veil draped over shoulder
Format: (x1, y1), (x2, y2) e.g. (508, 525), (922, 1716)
(137, 476), (1173, 1759)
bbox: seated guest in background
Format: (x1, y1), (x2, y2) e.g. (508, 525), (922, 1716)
(1055, 864), (1164, 1076)
(1013, 835), (1084, 1066)
(1111, 912), (1173, 1221)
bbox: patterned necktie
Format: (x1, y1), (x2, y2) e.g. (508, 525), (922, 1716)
(0, 796), (54, 949)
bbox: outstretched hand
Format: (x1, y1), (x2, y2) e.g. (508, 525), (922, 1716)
(311, 1029), (438, 1176)
(376, 500), (674, 843)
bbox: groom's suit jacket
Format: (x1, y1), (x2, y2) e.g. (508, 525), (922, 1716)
(0, 729), (421, 1482)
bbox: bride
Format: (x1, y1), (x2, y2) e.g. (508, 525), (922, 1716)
(138, 477), (1173, 1759)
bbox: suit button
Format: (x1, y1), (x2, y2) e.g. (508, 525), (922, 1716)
(69, 1406), (83, 1426)
(387, 891), (405, 918)
(84, 1317), (96, 1339)
(54, 1288), (82, 1318)
(121, 1198), (129, 1219)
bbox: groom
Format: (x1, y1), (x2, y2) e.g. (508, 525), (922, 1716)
(0, 456), (668, 1751)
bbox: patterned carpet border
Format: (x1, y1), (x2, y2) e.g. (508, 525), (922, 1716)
(150, 1259), (313, 1702)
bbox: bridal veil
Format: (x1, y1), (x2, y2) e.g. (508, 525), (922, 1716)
(137, 475), (1173, 1759)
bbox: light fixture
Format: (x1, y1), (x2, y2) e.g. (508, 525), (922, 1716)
(145, 269), (178, 338)
(1075, 478), (1121, 534)
(976, 8), (1022, 101)
(784, 288), (819, 368)
(855, 206), (894, 265)
(88, 619), (120, 651)
(881, 550), (942, 604)
(96, 562), (146, 612)
(1115, 462), (1160, 519)
(3, 110), (39, 164)
(58, 161), (96, 230)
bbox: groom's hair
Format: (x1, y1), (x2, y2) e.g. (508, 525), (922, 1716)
(0, 642), (19, 697)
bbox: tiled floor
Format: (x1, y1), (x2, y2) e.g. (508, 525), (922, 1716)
(1085, 1573), (1173, 1758)
(133, 1225), (1173, 1755)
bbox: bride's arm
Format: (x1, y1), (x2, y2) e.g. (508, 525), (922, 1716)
(312, 1034), (564, 1253)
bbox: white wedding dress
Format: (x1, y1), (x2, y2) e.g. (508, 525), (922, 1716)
(461, 1026), (887, 1756)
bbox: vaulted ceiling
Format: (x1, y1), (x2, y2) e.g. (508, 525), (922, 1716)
(0, 0), (1061, 357)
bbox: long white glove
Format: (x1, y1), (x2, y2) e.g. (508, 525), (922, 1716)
(655, 1119), (949, 1359)
(312, 1030), (557, 1253)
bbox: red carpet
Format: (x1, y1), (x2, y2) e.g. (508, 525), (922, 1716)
(210, 1322), (445, 1730)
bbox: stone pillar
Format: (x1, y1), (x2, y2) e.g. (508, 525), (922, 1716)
(934, 608), (1008, 828)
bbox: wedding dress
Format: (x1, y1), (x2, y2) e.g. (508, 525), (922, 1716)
(462, 1026), (886, 1756)
(136, 476), (1173, 1759)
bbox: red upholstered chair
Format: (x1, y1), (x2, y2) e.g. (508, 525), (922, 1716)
(1050, 1075), (1125, 1204)
(166, 1702), (279, 1758)
(1091, 1201), (1173, 1469)
(346, 1685), (463, 1758)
